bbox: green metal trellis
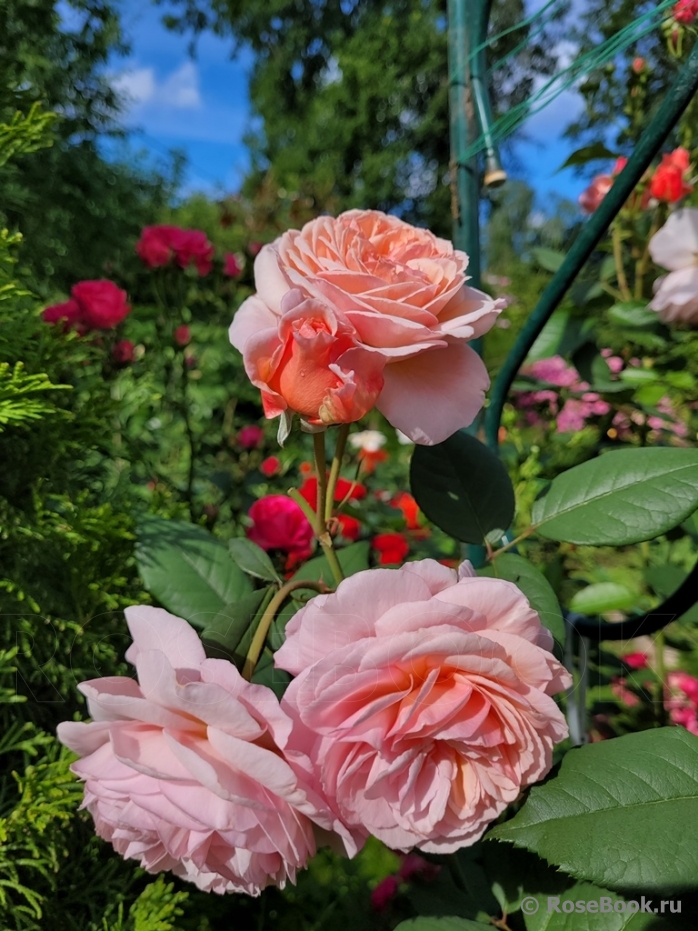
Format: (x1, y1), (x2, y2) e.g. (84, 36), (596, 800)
(448, 0), (698, 645)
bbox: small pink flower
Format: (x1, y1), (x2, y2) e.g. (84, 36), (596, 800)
(237, 425), (264, 449)
(649, 208), (698, 325)
(57, 607), (351, 895)
(622, 652), (649, 670)
(611, 676), (640, 707)
(247, 496), (314, 560)
(275, 559), (570, 853)
(579, 174), (613, 214)
(223, 253), (242, 277)
(174, 324), (191, 347)
(112, 339), (135, 364)
(42, 298), (82, 329)
(260, 455), (281, 477)
(371, 875), (400, 911)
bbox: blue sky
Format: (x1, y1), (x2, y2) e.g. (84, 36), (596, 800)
(107, 0), (586, 206)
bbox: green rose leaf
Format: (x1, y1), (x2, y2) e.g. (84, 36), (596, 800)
(136, 516), (253, 628)
(607, 302), (659, 329)
(250, 650), (292, 700)
(569, 582), (637, 615)
(289, 541), (370, 586)
(557, 143), (617, 170)
(410, 432), (515, 545)
(491, 554), (565, 645)
(490, 727), (698, 892)
(228, 537), (281, 583)
(532, 448), (698, 546)
(200, 588), (270, 663)
(532, 247), (565, 273)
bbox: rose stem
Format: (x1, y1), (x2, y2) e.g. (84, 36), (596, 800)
(324, 423), (350, 523)
(180, 350), (197, 522)
(241, 579), (326, 680)
(313, 431), (345, 585)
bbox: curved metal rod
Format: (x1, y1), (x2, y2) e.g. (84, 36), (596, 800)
(568, 559), (698, 641)
(484, 40), (698, 452)
(480, 41), (698, 641)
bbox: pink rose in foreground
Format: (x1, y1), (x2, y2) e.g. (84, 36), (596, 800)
(649, 208), (698, 325)
(72, 280), (131, 330)
(229, 210), (504, 444)
(247, 495), (314, 560)
(275, 559), (570, 853)
(57, 607), (349, 895)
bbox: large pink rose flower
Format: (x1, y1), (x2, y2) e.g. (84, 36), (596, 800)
(229, 210), (504, 445)
(275, 559), (570, 853)
(57, 606), (352, 895)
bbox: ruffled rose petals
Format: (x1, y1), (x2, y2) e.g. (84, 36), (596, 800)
(275, 559), (571, 853)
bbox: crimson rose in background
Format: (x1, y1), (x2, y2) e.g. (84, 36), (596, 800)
(275, 559), (570, 853)
(43, 279), (131, 332)
(246, 495), (314, 564)
(229, 210), (504, 445)
(136, 225), (215, 276)
(57, 607), (355, 895)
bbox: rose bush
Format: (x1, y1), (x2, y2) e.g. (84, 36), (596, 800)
(229, 209), (504, 444)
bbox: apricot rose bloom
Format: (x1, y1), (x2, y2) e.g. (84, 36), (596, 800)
(229, 210), (504, 445)
(57, 607), (352, 895)
(275, 559), (571, 853)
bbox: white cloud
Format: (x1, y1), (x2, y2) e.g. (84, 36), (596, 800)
(112, 61), (202, 112)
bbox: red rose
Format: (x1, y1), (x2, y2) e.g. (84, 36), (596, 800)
(136, 225), (181, 268)
(112, 339), (135, 364)
(174, 325), (191, 347)
(71, 280), (131, 330)
(674, 0), (698, 24)
(391, 491), (421, 530)
(371, 532), (409, 565)
(649, 148), (693, 203)
(42, 299), (82, 329)
(260, 455), (281, 477)
(223, 253), (242, 277)
(237, 425), (264, 449)
(170, 229), (214, 276)
(246, 496), (313, 560)
(335, 514), (361, 541)
(299, 476), (366, 507)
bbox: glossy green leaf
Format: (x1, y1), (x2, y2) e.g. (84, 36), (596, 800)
(607, 302), (659, 329)
(200, 588), (270, 662)
(557, 143), (617, 170)
(490, 727), (698, 892)
(492, 554), (565, 644)
(531, 247), (565, 273)
(569, 582), (636, 615)
(410, 432), (515, 545)
(528, 311), (569, 361)
(228, 537), (281, 582)
(572, 343), (616, 390)
(532, 448), (698, 546)
(136, 517), (253, 627)
(289, 541), (370, 586)
(250, 650), (292, 700)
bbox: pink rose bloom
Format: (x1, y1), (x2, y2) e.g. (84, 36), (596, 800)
(578, 174), (613, 214)
(229, 210), (504, 445)
(610, 676), (640, 708)
(622, 652), (649, 670)
(674, 0), (698, 26)
(527, 356), (579, 388)
(224, 253), (242, 277)
(57, 607), (349, 895)
(112, 339), (135, 365)
(275, 559), (570, 853)
(247, 495), (314, 559)
(174, 324), (191, 347)
(649, 208), (698, 325)
(171, 228), (215, 276)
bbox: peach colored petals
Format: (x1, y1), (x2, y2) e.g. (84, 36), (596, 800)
(229, 210), (504, 445)
(57, 606), (350, 896)
(274, 559), (570, 854)
(649, 208), (698, 325)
